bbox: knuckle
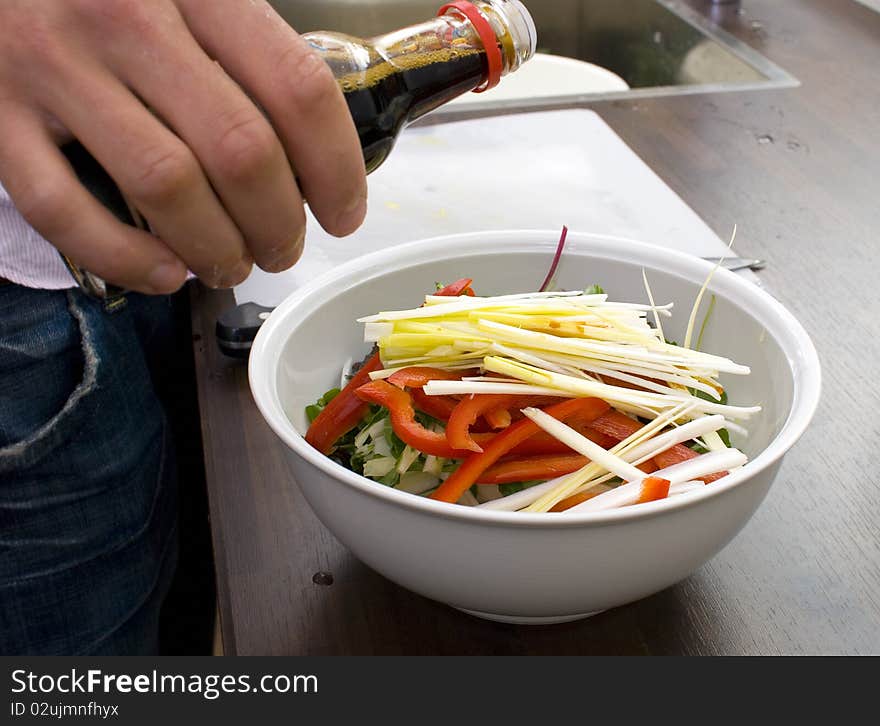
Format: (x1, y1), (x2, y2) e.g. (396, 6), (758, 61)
(212, 110), (279, 182)
(128, 143), (199, 207)
(2, 15), (69, 76)
(13, 177), (73, 235)
(72, 0), (158, 39)
(278, 45), (339, 110)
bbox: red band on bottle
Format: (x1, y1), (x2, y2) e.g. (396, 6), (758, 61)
(437, 1), (503, 92)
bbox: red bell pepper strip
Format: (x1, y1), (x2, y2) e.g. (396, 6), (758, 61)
(387, 366), (471, 389)
(549, 488), (604, 512)
(447, 393), (563, 453)
(504, 426), (615, 456)
(430, 397), (610, 504)
(589, 410), (725, 483)
(305, 351), (383, 455)
(477, 441), (657, 485)
(476, 453), (590, 484)
(436, 278), (474, 296)
(410, 388), (459, 421)
(484, 406), (512, 430)
(652, 447), (725, 483)
(354, 380), (474, 458)
(633, 476), (671, 504)
(308, 280), (470, 454)
(587, 409), (646, 441)
(447, 394), (519, 452)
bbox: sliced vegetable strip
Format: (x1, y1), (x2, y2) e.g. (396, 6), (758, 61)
(410, 388), (458, 421)
(652, 446), (725, 484)
(634, 476), (671, 504)
(355, 380), (470, 458)
(506, 426), (616, 456)
(484, 406), (512, 430)
(436, 278), (474, 297)
(305, 352), (383, 454)
(430, 397), (610, 504)
(589, 409), (726, 483)
(309, 279), (473, 454)
(548, 487), (607, 512)
(387, 366), (470, 388)
(476, 454), (590, 484)
(587, 409), (648, 440)
(447, 394), (519, 453)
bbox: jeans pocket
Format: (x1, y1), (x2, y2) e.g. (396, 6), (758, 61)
(0, 287), (97, 472)
(0, 287), (171, 575)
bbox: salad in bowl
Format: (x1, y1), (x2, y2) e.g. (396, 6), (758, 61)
(304, 229), (759, 516)
(248, 229), (819, 622)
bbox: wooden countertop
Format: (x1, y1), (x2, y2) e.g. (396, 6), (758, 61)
(190, 0), (880, 655)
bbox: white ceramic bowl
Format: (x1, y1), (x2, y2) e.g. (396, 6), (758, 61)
(249, 230), (821, 623)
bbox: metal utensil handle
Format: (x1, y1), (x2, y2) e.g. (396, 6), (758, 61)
(704, 256), (767, 272)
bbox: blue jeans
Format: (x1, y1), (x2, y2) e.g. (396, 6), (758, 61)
(0, 285), (179, 654)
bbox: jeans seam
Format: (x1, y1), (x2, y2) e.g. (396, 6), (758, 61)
(77, 517), (179, 656)
(0, 290), (98, 473)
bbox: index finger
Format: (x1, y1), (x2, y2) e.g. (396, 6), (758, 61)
(179, 0), (368, 237)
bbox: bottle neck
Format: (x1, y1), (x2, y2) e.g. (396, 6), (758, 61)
(302, 1), (536, 172)
(440, 1), (537, 82)
(368, 14), (490, 120)
(370, 0), (536, 93)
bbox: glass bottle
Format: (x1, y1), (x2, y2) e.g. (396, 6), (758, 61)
(306, 0), (536, 172)
(59, 0), (536, 297)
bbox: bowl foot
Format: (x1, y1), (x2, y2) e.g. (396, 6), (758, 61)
(455, 607), (605, 625)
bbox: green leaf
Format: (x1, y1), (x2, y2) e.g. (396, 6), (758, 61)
(584, 283), (605, 295)
(378, 470), (401, 487)
(688, 387), (728, 405)
(689, 427), (730, 452)
(383, 417), (407, 458)
(304, 386), (342, 422)
(321, 388), (341, 405)
(305, 404), (322, 423)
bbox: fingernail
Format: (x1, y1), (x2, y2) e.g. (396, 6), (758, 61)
(335, 193), (367, 235)
(263, 231), (305, 273)
(148, 261), (185, 293)
(217, 257), (253, 288)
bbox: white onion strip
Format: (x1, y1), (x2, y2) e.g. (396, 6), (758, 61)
(520, 407), (645, 482)
(564, 448), (746, 513)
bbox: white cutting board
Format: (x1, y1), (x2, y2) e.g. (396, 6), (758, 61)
(234, 109), (735, 306)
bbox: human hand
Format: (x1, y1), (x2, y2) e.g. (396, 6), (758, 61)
(0, 0), (367, 293)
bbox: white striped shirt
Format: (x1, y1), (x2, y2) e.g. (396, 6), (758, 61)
(0, 181), (74, 289)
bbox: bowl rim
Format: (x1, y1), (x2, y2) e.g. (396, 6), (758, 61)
(249, 229), (821, 528)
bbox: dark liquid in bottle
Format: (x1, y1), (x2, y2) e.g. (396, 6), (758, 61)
(340, 48), (486, 173)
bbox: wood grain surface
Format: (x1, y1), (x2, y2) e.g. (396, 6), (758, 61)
(190, 0), (880, 655)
